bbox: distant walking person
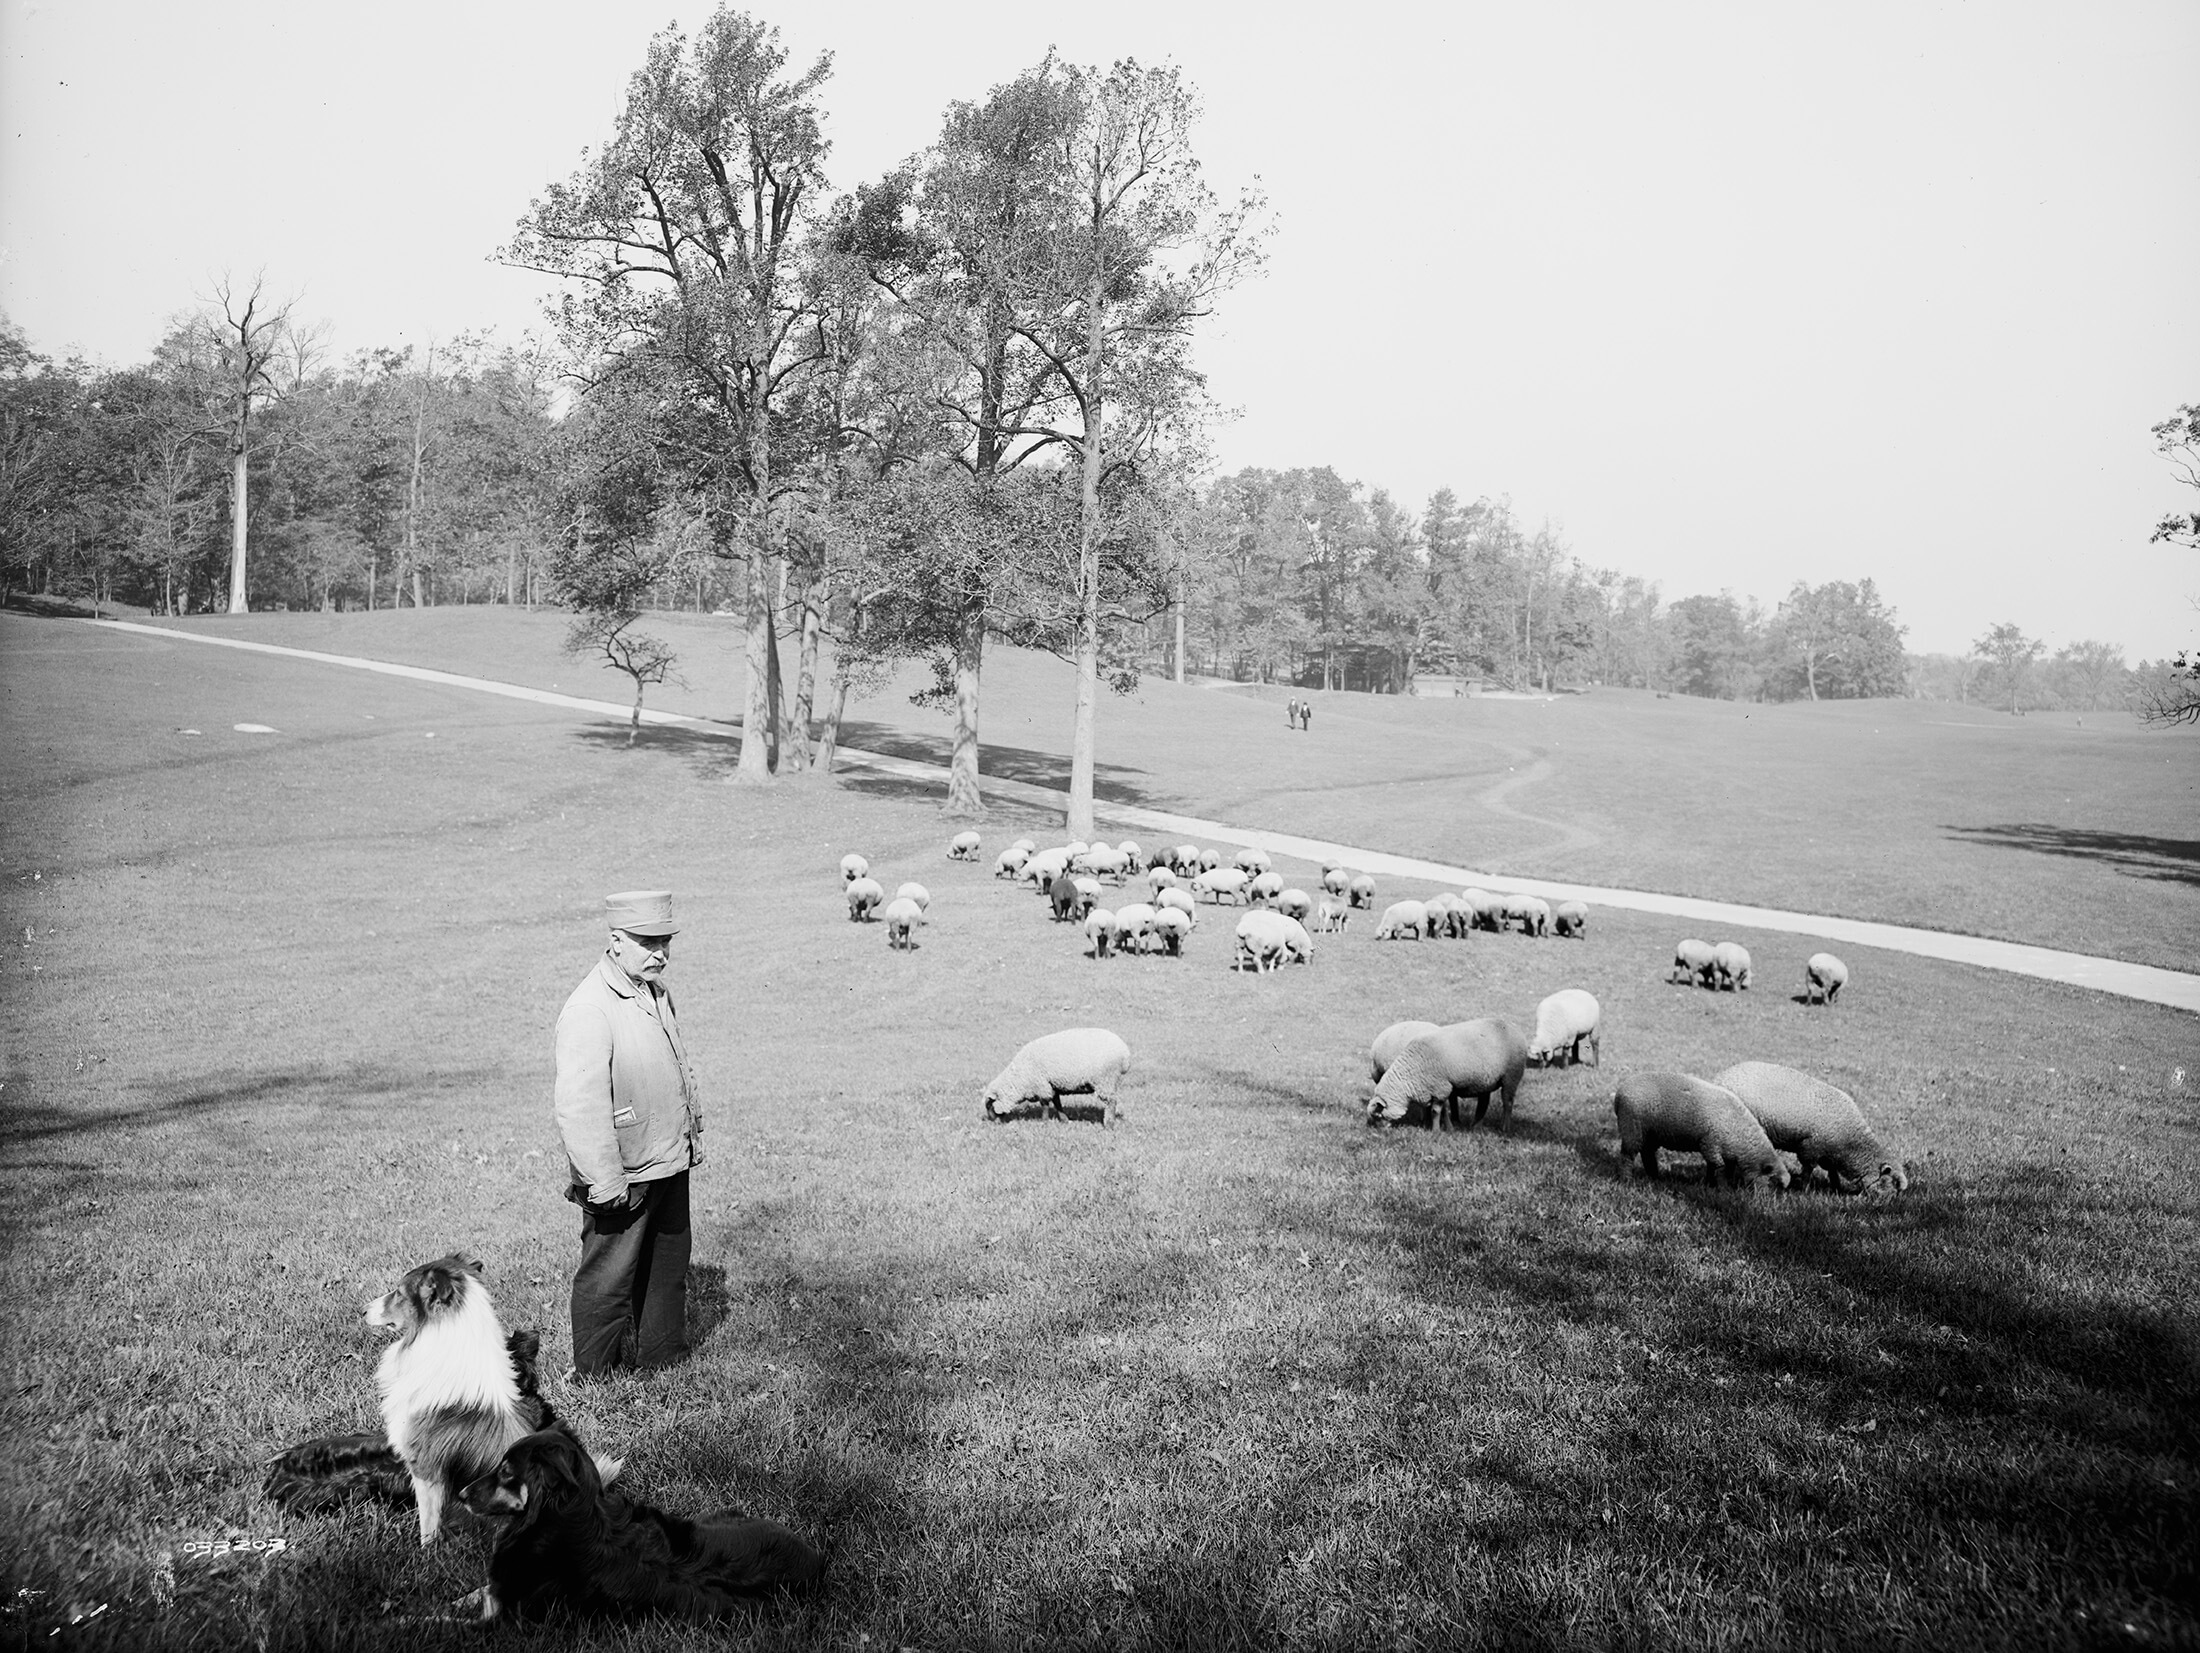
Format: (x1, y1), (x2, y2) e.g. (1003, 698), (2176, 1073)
(1301, 699), (1313, 731)
(1286, 696), (1301, 730)
(554, 889), (705, 1376)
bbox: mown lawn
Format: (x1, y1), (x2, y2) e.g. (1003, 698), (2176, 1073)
(147, 606), (2199, 972)
(1, 612), (2195, 1651)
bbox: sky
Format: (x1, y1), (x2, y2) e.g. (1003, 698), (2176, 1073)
(4, 0), (2196, 658)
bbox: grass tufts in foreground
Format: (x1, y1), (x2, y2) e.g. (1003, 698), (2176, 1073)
(0, 614), (2194, 1651)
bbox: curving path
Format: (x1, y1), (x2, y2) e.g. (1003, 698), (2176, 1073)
(83, 619), (2200, 1015)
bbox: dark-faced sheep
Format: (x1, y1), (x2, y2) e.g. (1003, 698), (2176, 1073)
(1612, 1073), (1789, 1188)
(948, 830), (982, 861)
(1713, 1061), (1906, 1194)
(1364, 1018), (1528, 1132)
(981, 1029), (1131, 1126)
(839, 853), (870, 885)
(1671, 939), (1716, 986)
(1803, 953), (1848, 1005)
(1554, 900), (1588, 939)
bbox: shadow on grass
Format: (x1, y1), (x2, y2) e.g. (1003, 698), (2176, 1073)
(571, 721), (743, 776)
(832, 720), (1160, 807)
(0, 1063), (479, 1144)
(1945, 822), (2200, 886)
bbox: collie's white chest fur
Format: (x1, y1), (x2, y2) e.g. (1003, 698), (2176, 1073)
(375, 1283), (522, 1462)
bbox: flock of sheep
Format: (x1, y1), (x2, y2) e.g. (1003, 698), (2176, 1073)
(836, 829), (1907, 1198)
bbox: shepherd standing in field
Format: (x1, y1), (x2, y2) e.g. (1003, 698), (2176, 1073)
(553, 889), (705, 1377)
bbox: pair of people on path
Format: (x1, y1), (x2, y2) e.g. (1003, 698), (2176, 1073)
(1286, 696), (1314, 731)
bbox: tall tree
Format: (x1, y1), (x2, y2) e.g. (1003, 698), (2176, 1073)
(2143, 402), (2200, 726)
(1972, 621), (2043, 714)
(1667, 593), (1755, 699)
(202, 274), (306, 613)
(508, 8), (834, 781)
(1767, 579), (1908, 701)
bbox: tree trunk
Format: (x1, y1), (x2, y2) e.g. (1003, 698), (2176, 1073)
(735, 404), (777, 780)
(225, 436), (250, 613)
(947, 597), (985, 816)
(764, 584), (785, 771)
(818, 664), (851, 776)
(1173, 563), (1186, 684)
(787, 581), (822, 774)
(629, 682), (643, 747)
(1066, 274), (1107, 843)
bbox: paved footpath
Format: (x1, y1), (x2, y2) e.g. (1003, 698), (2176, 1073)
(88, 619), (2200, 1015)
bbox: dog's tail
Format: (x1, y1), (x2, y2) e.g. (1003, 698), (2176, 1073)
(263, 1432), (412, 1513)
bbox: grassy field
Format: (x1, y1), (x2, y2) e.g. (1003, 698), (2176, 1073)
(142, 606), (2199, 972)
(2, 611), (2196, 1651)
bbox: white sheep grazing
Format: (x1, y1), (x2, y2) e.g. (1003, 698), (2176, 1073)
(1147, 865), (1182, 897)
(1711, 941), (1753, 991)
(981, 1028), (1131, 1126)
(1423, 892), (1467, 938)
(1671, 939), (1716, 986)
(1368, 1019), (1442, 1082)
(846, 877), (885, 921)
(1084, 908), (1116, 959)
(1156, 887), (1199, 925)
(1021, 847), (1073, 888)
(1316, 895), (1352, 932)
(1112, 901), (1159, 955)
(1803, 953), (1849, 1005)
(948, 830), (982, 861)
(1461, 889), (1500, 931)
(1170, 844), (1202, 874)
(1554, 900), (1589, 938)
(1116, 840), (1142, 867)
(1196, 847), (1224, 873)
(1528, 989), (1601, 1067)
(882, 896), (927, 950)
(894, 881), (931, 913)
(1248, 870), (1285, 906)
(1347, 873), (1377, 910)
(1150, 905), (1192, 955)
(1274, 887), (1313, 921)
(1518, 896), (1552, 937)
(1010, 837), (1038, 858)
(840, 853), (870, 885)
(1081, 846), (1130, 884)
(1321, 866), (1351, 897)
(1234, 846), (1274, 876)
(995, 846), (1030, 879)
(1612, 1073), (1789, 1188)
(1232, 908), (1301, 973)
(1191, 867), (1252, 904)
(1714, 1061), (1906, 1194)
(1374, 899), (1429, 940)
(1365, 1019), (1528, 1131)
(1277, 913), (1314, 965)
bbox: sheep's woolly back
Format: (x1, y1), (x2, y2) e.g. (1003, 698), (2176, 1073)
(1376, 900), (1428, 938)
(1369, 1020), (1441, 1082)
(1368, 1019), (1525, 1119)
(1713, 1061), (1904, 1192)
(1612, 1072), (1786, 1186)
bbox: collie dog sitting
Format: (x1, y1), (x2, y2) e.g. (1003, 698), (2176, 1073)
(363, 1254), (619, 1545)
(456, 1430), (827, 1622)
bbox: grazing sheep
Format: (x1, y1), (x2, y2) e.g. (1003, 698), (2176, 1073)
(1274, 887), (1314, 921)
(1316, 895), (1352, 933)
(1517, 897), (1551, 938)
(1803, 953), (1849, 1005)
(948, 830), (982, 861)
(1248, 871), (1285, 906)
(1374, 899), (1430, 941)
(1191, 867), (1253, 905)
(1495, 892), (1530, 932)
(1321, 866), (1351, 898)
(1087, 847), (1131, 884)
(894, 882), (931, 913)
(1084, 908), (1116, 959)
(1170, 844), (1203, 875)
(1197, 848), (1224, 874)
(1365, 1018), (1528, 1131)
(1461, 889), (1501, 932)
(840, 853), (870, 885)
(882, 896), (927, 950)
(1021, 847), (1073, 888)
(1527, 989), (1601, 1067)
(995, 846), (1031, 879)
(1112, 902), (1159, 955)
(1711, 941), (1752, 991)
(1156, 887), (1198, 924)
(1348, 873), (1377, 910)
(1554, 900), (1588, 939)
(1423, 892), (1468, 939)
(1713, 1061), (1906, 1194)
(1276, 913), (1314, 966)
(1051, 873), (1098, 924)
(1147, 865), (1182, 897)
(1116, 840), (1142, 867)
(1612, 1073), (1789, 1188)
(846, 877), (885, 921)
(1234, 847), (1274, 876)
(1670, 939), (1717, 986)
(1368, 1019), (1442, 1082)
(1150, 905), (1192, 955)
(981, 1029), (1131, 1126)
(1232, 908), (1312, 972)
(1010, 838), (1037, 857)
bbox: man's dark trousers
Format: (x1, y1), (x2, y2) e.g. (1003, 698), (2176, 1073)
(572, 1171), (691, 1374)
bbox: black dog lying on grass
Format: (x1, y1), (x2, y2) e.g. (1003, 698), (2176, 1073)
(455, 1429), (827, 1623)
(262, 1329), (565, 1514)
